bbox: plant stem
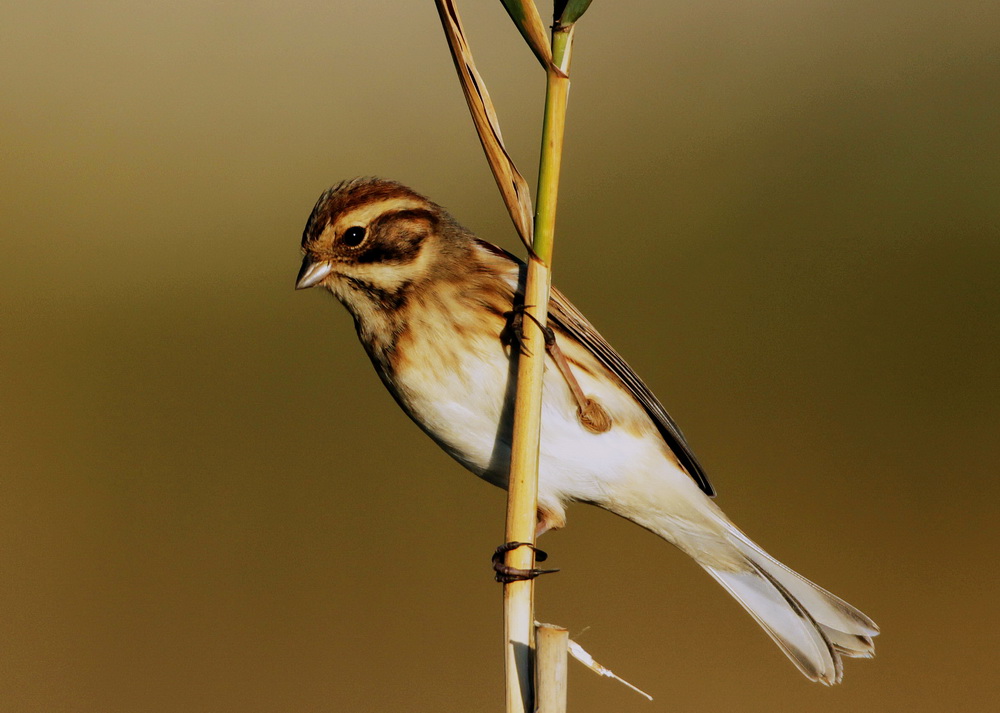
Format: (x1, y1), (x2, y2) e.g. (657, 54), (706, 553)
(503, 22), (575, 713)
(536, 623), (570, 713)
(532, 26), (574, 265)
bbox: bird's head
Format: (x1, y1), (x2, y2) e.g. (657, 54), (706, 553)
(296, 178), (468, 312)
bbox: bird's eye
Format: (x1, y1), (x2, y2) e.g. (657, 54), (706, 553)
(342, 226), (366, 247)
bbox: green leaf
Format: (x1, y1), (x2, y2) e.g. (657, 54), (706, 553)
(556, 0), (594, 26)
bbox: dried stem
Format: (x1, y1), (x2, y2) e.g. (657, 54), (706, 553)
(432, 3), (580, 711)
(536, 623), (569, 713)
(503, 23), (575, 713)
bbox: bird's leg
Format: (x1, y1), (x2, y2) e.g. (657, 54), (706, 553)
(536, 505), (566, 537)
(543, 330), (613, 434)
(503, 304), (613, 434)
(491, 541), (560, 584)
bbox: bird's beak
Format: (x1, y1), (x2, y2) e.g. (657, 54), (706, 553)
(295, 257), (333, 290)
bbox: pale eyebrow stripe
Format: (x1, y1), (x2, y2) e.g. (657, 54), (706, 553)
(334, 198), (427, 233)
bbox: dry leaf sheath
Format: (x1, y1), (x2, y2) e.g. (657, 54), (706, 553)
(434, 0), (535, 252)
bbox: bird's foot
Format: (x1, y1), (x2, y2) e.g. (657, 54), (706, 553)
(501, 304), (553, 357)
(501, 305), (612, 434)
(492, 542), (559, 584)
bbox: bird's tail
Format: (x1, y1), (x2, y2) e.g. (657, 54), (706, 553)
(614, 479), (879, 684)
(698, 525), (879, 684)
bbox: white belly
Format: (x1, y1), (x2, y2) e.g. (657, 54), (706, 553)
(392, 331), (672, 518)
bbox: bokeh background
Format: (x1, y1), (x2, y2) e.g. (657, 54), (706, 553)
(2, 2), (998, 711)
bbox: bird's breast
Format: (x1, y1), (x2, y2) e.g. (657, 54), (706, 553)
(388, 323), (513, 478)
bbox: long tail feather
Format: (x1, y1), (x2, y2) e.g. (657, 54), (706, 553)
(703, 528), (878, 684)
(602, 468), (878, 683)
(704, 563), (842, 683)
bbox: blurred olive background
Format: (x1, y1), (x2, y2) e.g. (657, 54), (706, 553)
(2, 2), (998, 711)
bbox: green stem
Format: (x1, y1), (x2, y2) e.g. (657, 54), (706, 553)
(503, 21), (575, 713)
(532, 26), (574, 265)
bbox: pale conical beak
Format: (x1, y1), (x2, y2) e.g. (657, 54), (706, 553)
(295, 258), (333, 290)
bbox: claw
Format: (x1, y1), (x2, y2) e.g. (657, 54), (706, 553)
(502, 304), (544, 356)
(492, 542), (560, 584)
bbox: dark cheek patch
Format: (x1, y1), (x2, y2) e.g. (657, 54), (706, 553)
(355, 211), (435, 264)
(355, 230), (423, 264)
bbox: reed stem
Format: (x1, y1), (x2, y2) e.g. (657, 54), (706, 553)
(503, 22), (575, 713)
(536, 623), (570, 713)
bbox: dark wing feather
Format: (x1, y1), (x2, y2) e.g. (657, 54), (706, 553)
(548, 287), (716, 497)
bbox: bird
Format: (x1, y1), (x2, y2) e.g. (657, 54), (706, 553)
(295, 177), (878, 684)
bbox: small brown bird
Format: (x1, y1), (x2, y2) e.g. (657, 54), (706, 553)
(295, 177), (878, 684)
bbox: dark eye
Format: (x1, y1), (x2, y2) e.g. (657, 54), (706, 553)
(342, 226), (366, 247)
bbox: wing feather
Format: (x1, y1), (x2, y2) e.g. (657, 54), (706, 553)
(548, 287), (715, 497)
(471, 237), (714, 496)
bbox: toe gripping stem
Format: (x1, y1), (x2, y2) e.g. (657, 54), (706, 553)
(492, 542), (559, 584)
(502, 305), (613, 435)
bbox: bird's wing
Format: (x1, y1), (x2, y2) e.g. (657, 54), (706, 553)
(548, 286), (715, 497)
(470, 237), (714, 496)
